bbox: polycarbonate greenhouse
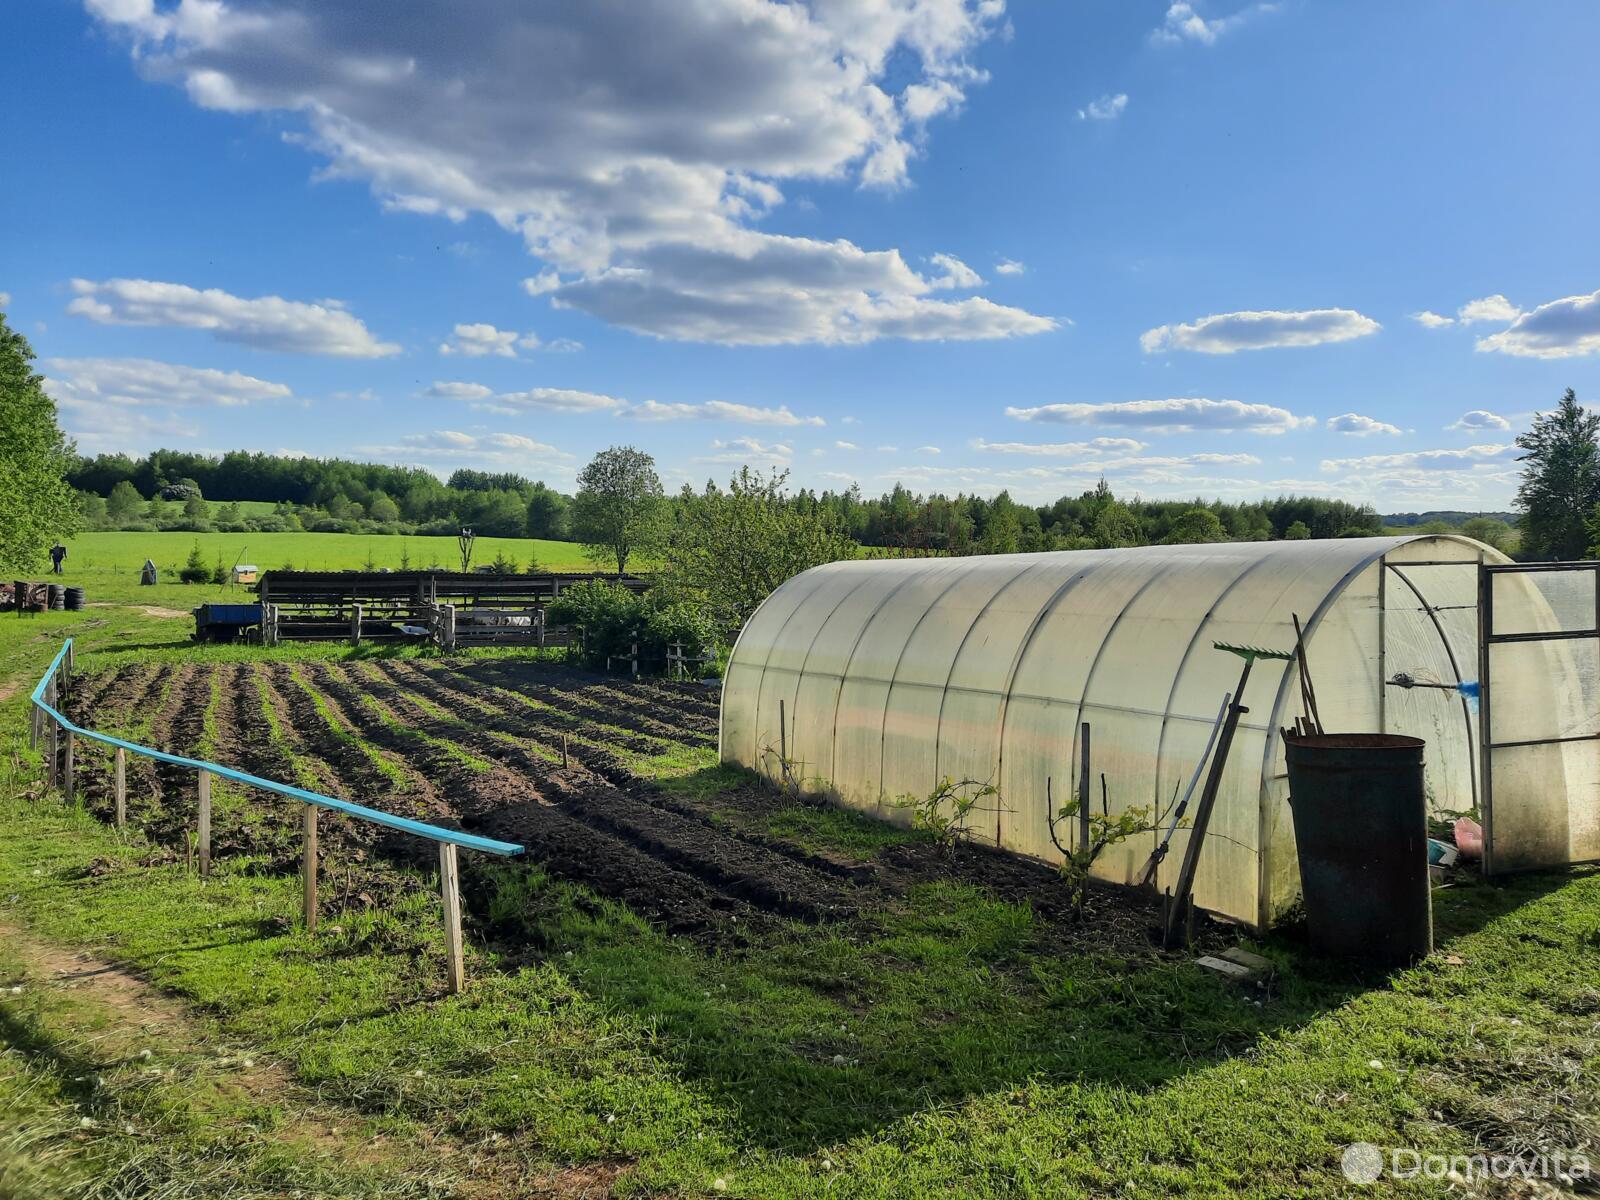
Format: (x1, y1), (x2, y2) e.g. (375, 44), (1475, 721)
(720, 535), (1600, 928)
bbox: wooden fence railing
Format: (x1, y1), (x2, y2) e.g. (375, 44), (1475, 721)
(28, 638), (524, 993)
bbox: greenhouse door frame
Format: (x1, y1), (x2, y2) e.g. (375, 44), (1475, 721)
(1478, 559), (1600, 877)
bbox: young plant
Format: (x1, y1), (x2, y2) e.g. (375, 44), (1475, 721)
(896, 775), (998, 857)
(1050, 778), (1164, 918)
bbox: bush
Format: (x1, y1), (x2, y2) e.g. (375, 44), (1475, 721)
(548, 580), (714, 673)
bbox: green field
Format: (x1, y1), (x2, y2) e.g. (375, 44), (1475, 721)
(60, 529), (594, 580)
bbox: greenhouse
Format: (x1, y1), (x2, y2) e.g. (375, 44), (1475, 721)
(720, 535), (1600, 928)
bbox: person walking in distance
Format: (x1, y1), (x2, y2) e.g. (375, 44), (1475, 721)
(49, 542), (67, 575)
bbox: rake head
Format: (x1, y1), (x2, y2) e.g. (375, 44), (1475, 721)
(1213, 640), (1295, 663)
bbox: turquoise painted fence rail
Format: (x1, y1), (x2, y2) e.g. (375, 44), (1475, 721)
(28, 638), (523, 992)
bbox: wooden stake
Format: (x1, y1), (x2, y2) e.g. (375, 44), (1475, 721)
(561, 734), (569, 768)
(62, 731), (75, 803)
(351, 603), (363, 646)
(113, 747), (126, 828)
(303, 804), (319, 931)
(1077, 722), (1092, 852)
(197, 769), (212, 877)
(46, 717), (58, 788)
(439, 842), (465, 995)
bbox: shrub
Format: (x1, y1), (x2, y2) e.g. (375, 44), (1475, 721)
(548, 580), (714, 673)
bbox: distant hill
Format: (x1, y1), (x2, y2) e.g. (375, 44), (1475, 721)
(1382, 511), (1517, 527)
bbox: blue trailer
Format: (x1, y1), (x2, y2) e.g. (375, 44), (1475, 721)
(193, 603), (263, 643)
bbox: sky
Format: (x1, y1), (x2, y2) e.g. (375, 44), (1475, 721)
(4, 0), (1600, 512)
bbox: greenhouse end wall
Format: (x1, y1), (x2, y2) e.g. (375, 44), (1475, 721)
(720, 535), (1535, 929)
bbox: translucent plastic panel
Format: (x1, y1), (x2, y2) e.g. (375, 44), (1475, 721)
(1492, 568), (1597, 637)
(1488, 639), (1600, 746)
(720, 564), (831, 766)
(1488, 740), (1600, 870)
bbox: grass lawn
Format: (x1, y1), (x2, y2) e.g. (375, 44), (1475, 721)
(2, 600), (1598, 1197)
(61, 529), (594, 581)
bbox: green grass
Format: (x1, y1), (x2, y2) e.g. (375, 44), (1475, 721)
(61, 529), (593, 578)
(4, 600), (1600, 1196)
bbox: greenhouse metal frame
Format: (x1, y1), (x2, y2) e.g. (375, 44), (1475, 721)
(720, 535), (1600, 928)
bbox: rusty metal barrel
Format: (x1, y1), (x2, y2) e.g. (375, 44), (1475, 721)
(1284, 733), (1432, 967)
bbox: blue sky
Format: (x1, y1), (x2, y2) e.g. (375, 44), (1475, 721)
(5, 0), (1599, 511)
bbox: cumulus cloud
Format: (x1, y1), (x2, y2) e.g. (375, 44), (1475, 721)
(994, 258), (1025, 276)
(1151, 1), (1274, 46)
(927, 253), (982, 290)
(469, 387), (628, 415)
(1457, 294), (1522, 325)
(42, 356), (292, 409)
(1007, 397), (1315, 434)
(835, 440), (860, 450)
(1448, 409), (1512, 432)
(423, 381), (495, 401)
(522, 272), (562, 297)
(699, 436), (793, 464)
(89, 0), (1053, 347)
(67, 278), (398, 357)
(972, 436), (1146, 455)
(1320, 444), (1518, 473)
(1411, 310), (1454, 329)
(1141, 308), (1380, 354)
(1077, 93), (1128, 121)
(0, 291), (11, 306)
(628, 399), (825, 426)
(1326, 413), (1402, 436)
(438, 322), (542, 358)
(357, 430), (574, 472)
(1475, 288), (1600, 360)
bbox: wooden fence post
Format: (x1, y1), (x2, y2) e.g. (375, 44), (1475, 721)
(113, 748), (126, 828)
(46, 714), (58, 789)
(439, 843), (465, 995)
(631, 630), (640, 679)
(62, 731), (75, 803)
(303, 804), (318, 931)
(197, 770), (212, 877)
(350, 603), (363, 646)
(1077, 722), (1091, 852)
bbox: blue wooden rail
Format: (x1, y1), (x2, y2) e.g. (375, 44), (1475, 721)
(28, 638), (523, 992)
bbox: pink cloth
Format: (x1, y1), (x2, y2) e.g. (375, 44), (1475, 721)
(1454, 816), (1484, 860)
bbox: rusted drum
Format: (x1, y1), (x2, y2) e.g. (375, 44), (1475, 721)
(1284, 733), (1432, 967)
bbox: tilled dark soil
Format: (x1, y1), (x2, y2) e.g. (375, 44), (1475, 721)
(58, 657), (1200, 956)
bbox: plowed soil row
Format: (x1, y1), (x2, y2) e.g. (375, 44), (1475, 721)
(465, 661), (718, 745)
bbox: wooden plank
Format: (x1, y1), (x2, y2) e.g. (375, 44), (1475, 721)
(303, 804), (319, 931)
(114, 747), (126, 828)
(197, 769), (212, 877)
(46, 714), (58, 788)
(63, 731), (75, 804)
(439, 842), (465, 994)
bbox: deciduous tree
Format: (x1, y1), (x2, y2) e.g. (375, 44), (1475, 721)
(1517, 389), (1600, 560)
(0, 313), (77, 572)
(571, 446), (666, 574)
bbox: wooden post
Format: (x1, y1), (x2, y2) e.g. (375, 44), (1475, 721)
(631, 631), (640, 679)
(561, 734), (569, 768)
(1077, 722), (1091, 852)
(350, 603), (363, 646)
(46, 715), (58, 788)
(197, 769), (212, 877)
(302, 804), (318, 931)
(113, 748), (126, 828)
(537, 605), (546, 648)
(30, 701), (39, 751)
(439, 843), (465, 995)
(62, 731), (75, 803)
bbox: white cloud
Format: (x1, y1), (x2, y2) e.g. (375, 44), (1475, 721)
(1475, 288), (1600, 360)
(438, 322), (543, 358)
(1448, 409), (1511, 432)
(42, 356), (293, 453)
(90, 0), (1052, 348)
(357, 430), (574, 472)
(834, 440), (860, 450)
(1151, 2), (1274, 46)
(972, 436), (1146, 455)
(1320, 444), (1518, 473)
(423, 381), (495, 401)
(67, 278), (398, 357)
(1007, 397), (1315, 434)
(1077, 93), (1128, 121)
(473, 387), (628, 415)
(994, 258), (1025, 276)
(42, 356), (292, 409)
(1326, 413), (1402, 437)
(1141, 308), (1380, 354)
(1411, 310), (1454, 329)
(927, 253), (983, 290)
(628, 399), (825, 426)
(0, 291), (11, 306)
(699, 436), (793, 463)
(916, 445), (942, 454)
(522, 272), (562, 296)
(1457, 294), (1522, 325)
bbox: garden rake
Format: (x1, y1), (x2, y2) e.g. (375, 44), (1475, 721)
(1161, 638), (1295, 947)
